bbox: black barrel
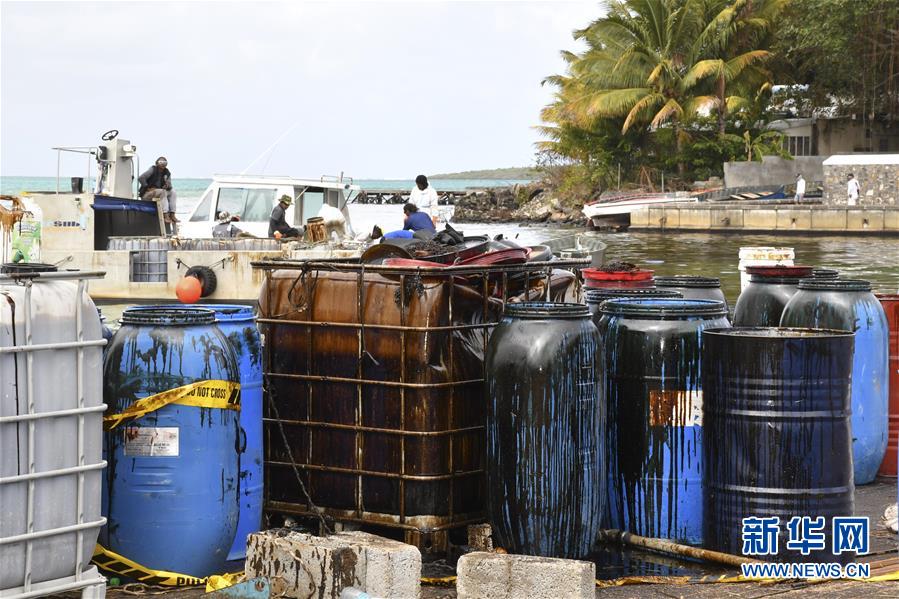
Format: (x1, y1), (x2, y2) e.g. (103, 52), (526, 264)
(702, 328), (855, 563)
(811, 268), (839, 279)
(584, 287), (682, 321)
(486, 302), (604, 558)
(733, 265), (813, 326)
(654, 276), (727, 308)
(598, 298), (730, 545)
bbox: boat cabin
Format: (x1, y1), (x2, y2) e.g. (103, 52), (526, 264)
(180, 175), (360, 238)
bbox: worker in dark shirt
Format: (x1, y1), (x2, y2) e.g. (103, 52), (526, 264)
(138, 156), (177, 226)
(403, 203), (436, 233)
(268, 194), (301, 238)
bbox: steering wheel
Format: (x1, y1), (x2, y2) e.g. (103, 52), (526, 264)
(101, 129), (119, 141)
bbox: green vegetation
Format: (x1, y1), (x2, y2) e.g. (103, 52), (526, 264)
(539, 0), (899, 199)
(429, 167), (540, 180)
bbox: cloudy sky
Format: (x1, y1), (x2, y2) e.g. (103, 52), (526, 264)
(1, 1), (602, 178)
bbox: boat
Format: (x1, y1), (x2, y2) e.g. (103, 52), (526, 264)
(583, 191), (697, 228)
(8, 131), (364, 303)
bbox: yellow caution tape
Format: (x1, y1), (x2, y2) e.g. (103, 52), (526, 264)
(420, 576), (457, 586)
(92, 544), (225, 587)
(205, 572), (245, 592)
(104, 380), (241, 430)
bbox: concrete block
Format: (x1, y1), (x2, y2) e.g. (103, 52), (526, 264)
(245, 529), (421, 599)
(468, 524), (494, 552)
(629, 207), (650, 227)
(776, 209), (812, 230)
(456, 552), (595, 599)
(711, 208), (743, 228)
(847, 209), (884, 231)
(884, 209), (899, 231)
(743, 209), (778, 230)
(811, 209), (847, 231)
(675, 208), (710, 229)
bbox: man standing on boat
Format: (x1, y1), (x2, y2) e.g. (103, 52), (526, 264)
(138, 157), (178, 226)
(794, 173), (806, 202)
(269, 194), (301, 239)
(410, 175), (439, 224)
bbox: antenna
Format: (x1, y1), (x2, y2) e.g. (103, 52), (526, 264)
(240, 120), (303, 175)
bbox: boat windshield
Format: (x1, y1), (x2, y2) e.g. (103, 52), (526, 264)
(216, 187), (277, 222)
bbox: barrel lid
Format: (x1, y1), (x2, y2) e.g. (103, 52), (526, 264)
(122, 306), (216, 326)
(584, 288), (682, 304)
(703, 327), (855, 340)
(210, 305), (257, 322)
(811, 268), (839, 279)
(600, 298), (728, 317)
(582, 267), (653, 282)
(797, 278), (872, 292)
(745, 265), (813, 278)
(504, 302), (590, 319)
(654, 275), (721, 288)
(1, 262), (59, 274)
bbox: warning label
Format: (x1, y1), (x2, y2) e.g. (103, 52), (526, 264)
(124, 427), (179, 457)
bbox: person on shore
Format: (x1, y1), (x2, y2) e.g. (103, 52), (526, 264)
(138, 157), (178, 224)
(410, 174), (438, 222)
(213, 211), (240, 238)
(382, 203), (436, 239)
(847, 173), (861, 206)
(794, 173), (806, 202)
(269, 194), (301, 238)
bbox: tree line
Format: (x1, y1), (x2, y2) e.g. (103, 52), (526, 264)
(538, 0), (899, 198)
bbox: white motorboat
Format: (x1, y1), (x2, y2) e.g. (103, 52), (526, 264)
(583, 191), (697, 228)
(7, 131), (364, 303)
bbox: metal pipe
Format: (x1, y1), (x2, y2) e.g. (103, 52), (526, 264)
(0, 339), (106, 354)
(255, 318), (495, 333)
(9, 571), (107, 599)
(261, 418), (482, 437)
(598, 530), (761, 567)
(266, 371), (482, 389)
(265, 461), (481, 481)
(23, 280), (34, 590)
(0, 518), (107, 545)
(74, 279), (85, 580)
(0, 404), (106, 424)
(0, 462), (106, 484)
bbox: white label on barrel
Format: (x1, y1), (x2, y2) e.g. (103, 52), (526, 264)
(648, 390), (703, 427)
(124, 426), (179, 457)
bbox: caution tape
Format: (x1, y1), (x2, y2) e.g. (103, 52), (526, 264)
(104, 380), (241, 430)
(92, 544), (237, 587)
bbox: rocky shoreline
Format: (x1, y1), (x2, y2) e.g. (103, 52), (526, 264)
(451, 184), (588, 226)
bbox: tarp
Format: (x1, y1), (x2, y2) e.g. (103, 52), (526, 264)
(91, 195), (158, 214)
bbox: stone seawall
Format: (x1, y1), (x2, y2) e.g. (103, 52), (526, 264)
(628, 204), (899, 234)
(452, 185), (587, 225)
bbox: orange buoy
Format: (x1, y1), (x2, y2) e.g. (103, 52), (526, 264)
(175, 275), (202, 304)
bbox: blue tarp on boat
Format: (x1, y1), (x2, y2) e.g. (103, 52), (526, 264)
(91, 195), (157, 214)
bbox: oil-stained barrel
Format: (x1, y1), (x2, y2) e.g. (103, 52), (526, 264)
(733, 266), (812, 326)
(876, 294), (899, 476)
(598, 298), (729, 545)
(812, 268), (840, 279)
(781, 279), (889, 485)
(101, 307), (240, 577)
(486, 302), (604, 558)
(654, 276), (727, 308)
(702, 328), (855, 562)
(584, 288), (682, 321)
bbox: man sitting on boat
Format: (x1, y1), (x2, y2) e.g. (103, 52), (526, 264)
(138, 157), (178, 225)
(269, 194), (301, 239)
(213, 211), (240, 238)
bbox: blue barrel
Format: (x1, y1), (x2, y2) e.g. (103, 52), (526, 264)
(781, 279), (890, 485)
(702, 328), (855, 563)
(154, 304), (262, 559)
(486, 303), (604, 558)
(584, 288), (682, 321)
(597, 298), (730, 545)
(101, 307), (240, 577)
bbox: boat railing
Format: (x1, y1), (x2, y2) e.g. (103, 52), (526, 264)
(50, 146), (96, 195)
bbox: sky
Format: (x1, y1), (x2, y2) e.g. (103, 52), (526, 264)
(0, 0), (602, 178)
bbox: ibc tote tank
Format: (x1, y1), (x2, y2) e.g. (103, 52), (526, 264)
(101, 306), (241, 578)
(1, 265), (107, 597)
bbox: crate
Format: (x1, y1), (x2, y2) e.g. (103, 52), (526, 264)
(254, 258), (586, 553)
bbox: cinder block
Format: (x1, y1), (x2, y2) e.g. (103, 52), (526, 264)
(456, 552), (595, 599)
(245, 529), (421, 599)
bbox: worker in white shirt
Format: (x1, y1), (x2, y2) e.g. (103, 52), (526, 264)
(410, 174), (439, 224)
(847, 173), (861, 206)
(794, 173), (806, 202)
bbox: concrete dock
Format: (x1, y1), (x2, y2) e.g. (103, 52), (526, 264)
(629, 204), (899, 235)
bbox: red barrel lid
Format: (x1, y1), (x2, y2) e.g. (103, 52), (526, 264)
(745, 265), (813, 277)
(582, 268), (654, 282)
(383, 258), (445, 268)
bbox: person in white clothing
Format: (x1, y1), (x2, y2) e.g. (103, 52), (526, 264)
(794, 173), (806, 202)
(410, 174), (439, 223)
(847, 173), (861, 206)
